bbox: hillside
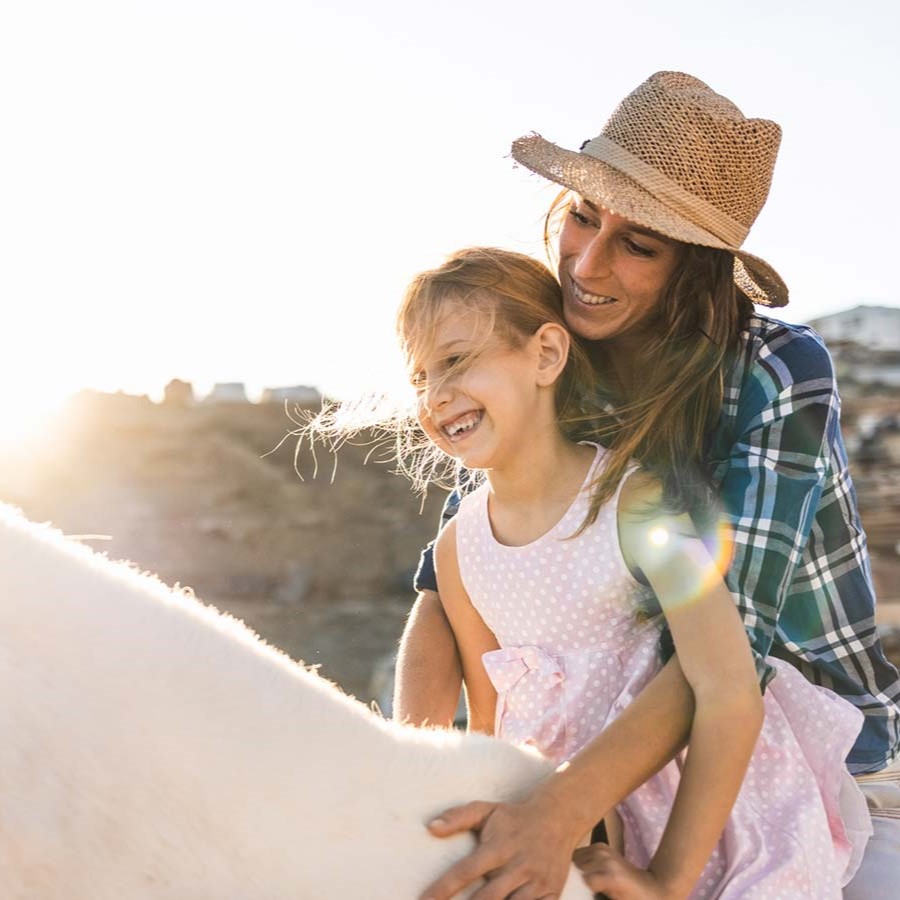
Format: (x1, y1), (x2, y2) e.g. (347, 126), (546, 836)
(2, 385), (899, 702)
(0, 392), (447, 700)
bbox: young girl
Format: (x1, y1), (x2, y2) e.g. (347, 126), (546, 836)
(363, 246), (871, 899)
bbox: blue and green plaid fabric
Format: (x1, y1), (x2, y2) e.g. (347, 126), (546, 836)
(415, 314), (900, 773)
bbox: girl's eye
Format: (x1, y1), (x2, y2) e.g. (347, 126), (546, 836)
(624, 237), (655, 258)
(410, 371), (426, 392)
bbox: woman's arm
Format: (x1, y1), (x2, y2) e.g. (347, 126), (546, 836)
(393, 589), (463, 727)
(394, 486), (471, 727)
(710, 324), (843, 685)
(433, 521), (499, 734)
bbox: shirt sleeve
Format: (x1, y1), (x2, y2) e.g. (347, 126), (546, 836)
(413, 489), (463, 593)
(714, 327), (841, 688)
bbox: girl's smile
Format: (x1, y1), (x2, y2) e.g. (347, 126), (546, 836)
(437, 408), (484, 443)
(411, 303), (555, 473)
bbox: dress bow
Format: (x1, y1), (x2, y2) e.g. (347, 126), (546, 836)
(482, 645), (564, 694)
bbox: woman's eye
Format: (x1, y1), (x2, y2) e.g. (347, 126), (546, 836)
(624, 237), (655, 257)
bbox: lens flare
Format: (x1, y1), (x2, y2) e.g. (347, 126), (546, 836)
(642, 503), (736, 612)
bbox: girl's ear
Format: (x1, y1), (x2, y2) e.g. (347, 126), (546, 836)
(533, 322), (570, 387)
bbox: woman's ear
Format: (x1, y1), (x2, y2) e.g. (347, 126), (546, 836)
(533, 322), (570, 387)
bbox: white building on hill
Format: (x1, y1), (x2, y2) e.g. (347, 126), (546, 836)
(808, 306), (900, 352)
(260, 385), (321, 406)
(204, 382), (249, 404)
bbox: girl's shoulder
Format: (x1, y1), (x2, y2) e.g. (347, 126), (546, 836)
(456, 477), (491, 512)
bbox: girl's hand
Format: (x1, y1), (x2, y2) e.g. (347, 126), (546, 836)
(419, 795), (581, 900)
(573, 845), (682, 900)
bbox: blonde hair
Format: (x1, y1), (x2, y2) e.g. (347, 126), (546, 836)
(545, 191), (753, 527)
(300, 247), (598, 493)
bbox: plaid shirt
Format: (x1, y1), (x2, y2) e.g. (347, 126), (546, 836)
(415, 314), (900, 774)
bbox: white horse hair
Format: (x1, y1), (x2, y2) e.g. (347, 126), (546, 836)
(0, 505), (592, 899)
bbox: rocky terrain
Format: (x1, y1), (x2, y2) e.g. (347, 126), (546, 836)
(2, 381), (899, 705)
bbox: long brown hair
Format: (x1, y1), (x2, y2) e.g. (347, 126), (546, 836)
(545, 192), (753, 527)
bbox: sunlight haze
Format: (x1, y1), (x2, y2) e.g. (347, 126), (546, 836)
(2, 0), (898, 441)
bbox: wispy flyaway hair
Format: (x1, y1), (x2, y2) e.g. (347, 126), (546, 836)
(299, 247), (598, 494)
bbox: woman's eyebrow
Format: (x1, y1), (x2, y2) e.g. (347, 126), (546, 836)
(580, 199), (670, 243)
(627, 224), (671, 243)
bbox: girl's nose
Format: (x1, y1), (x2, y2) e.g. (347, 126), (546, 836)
(421, 375), (452, 413)
(572, 232), (613, 281)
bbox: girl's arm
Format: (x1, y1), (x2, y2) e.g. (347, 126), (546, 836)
(421, 472), (762, 900)
(420, 494), (706, 900)
(433, 520), (499, 734)
(590, 472), (764, 899)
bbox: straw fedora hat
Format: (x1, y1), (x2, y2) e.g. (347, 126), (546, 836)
(511, 71), (788, 307)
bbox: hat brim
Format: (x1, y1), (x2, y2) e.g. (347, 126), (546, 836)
(512, 133), (788, 308)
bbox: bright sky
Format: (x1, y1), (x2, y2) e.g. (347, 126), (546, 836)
(2, 0), (898, 441)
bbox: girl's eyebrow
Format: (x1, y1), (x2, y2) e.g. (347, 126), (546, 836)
(434, 339), (469, 353)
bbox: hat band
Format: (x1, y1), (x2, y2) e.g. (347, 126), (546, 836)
(580, 135), (750, 247)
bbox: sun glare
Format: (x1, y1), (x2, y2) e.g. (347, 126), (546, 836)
(0, 404), (60, 449)
(0, 387), (70, 450)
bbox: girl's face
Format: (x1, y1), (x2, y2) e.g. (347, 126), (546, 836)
(410, 302), (547, 471)
(557, 198), (683, 346)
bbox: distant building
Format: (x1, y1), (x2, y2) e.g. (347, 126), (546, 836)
(820, 341), (900, 391)
(204, 383), (249, 404)
(163, 379), (195, 407)
(806, 306), (900, 391)
(259, 385), (322, 407)
(808, 306), (900, 353)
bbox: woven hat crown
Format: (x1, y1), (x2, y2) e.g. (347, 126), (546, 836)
(599, 71), (781, 237)
(511, 71), (789, 306)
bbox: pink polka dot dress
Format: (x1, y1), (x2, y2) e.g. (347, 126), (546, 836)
(454, 444), (872, 898)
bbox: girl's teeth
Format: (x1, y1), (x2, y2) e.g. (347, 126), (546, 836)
(445, 412), (482, 437)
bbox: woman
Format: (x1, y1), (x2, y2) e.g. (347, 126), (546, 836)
(395, 72), (900, 898)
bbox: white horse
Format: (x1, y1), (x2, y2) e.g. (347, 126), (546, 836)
(0, 505), (592, 899)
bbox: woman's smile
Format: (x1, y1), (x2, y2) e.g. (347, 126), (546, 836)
(569, 277), (618, 306)
(558, 199), (682, 345)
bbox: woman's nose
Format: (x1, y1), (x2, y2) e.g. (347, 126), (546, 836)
(572, 232), (613, 280)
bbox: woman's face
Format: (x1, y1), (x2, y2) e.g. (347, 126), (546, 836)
(557, 197), (683, 346)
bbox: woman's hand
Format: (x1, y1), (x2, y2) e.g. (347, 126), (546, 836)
(419, 794), (582, 900)
(573, 845), (682, 900)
